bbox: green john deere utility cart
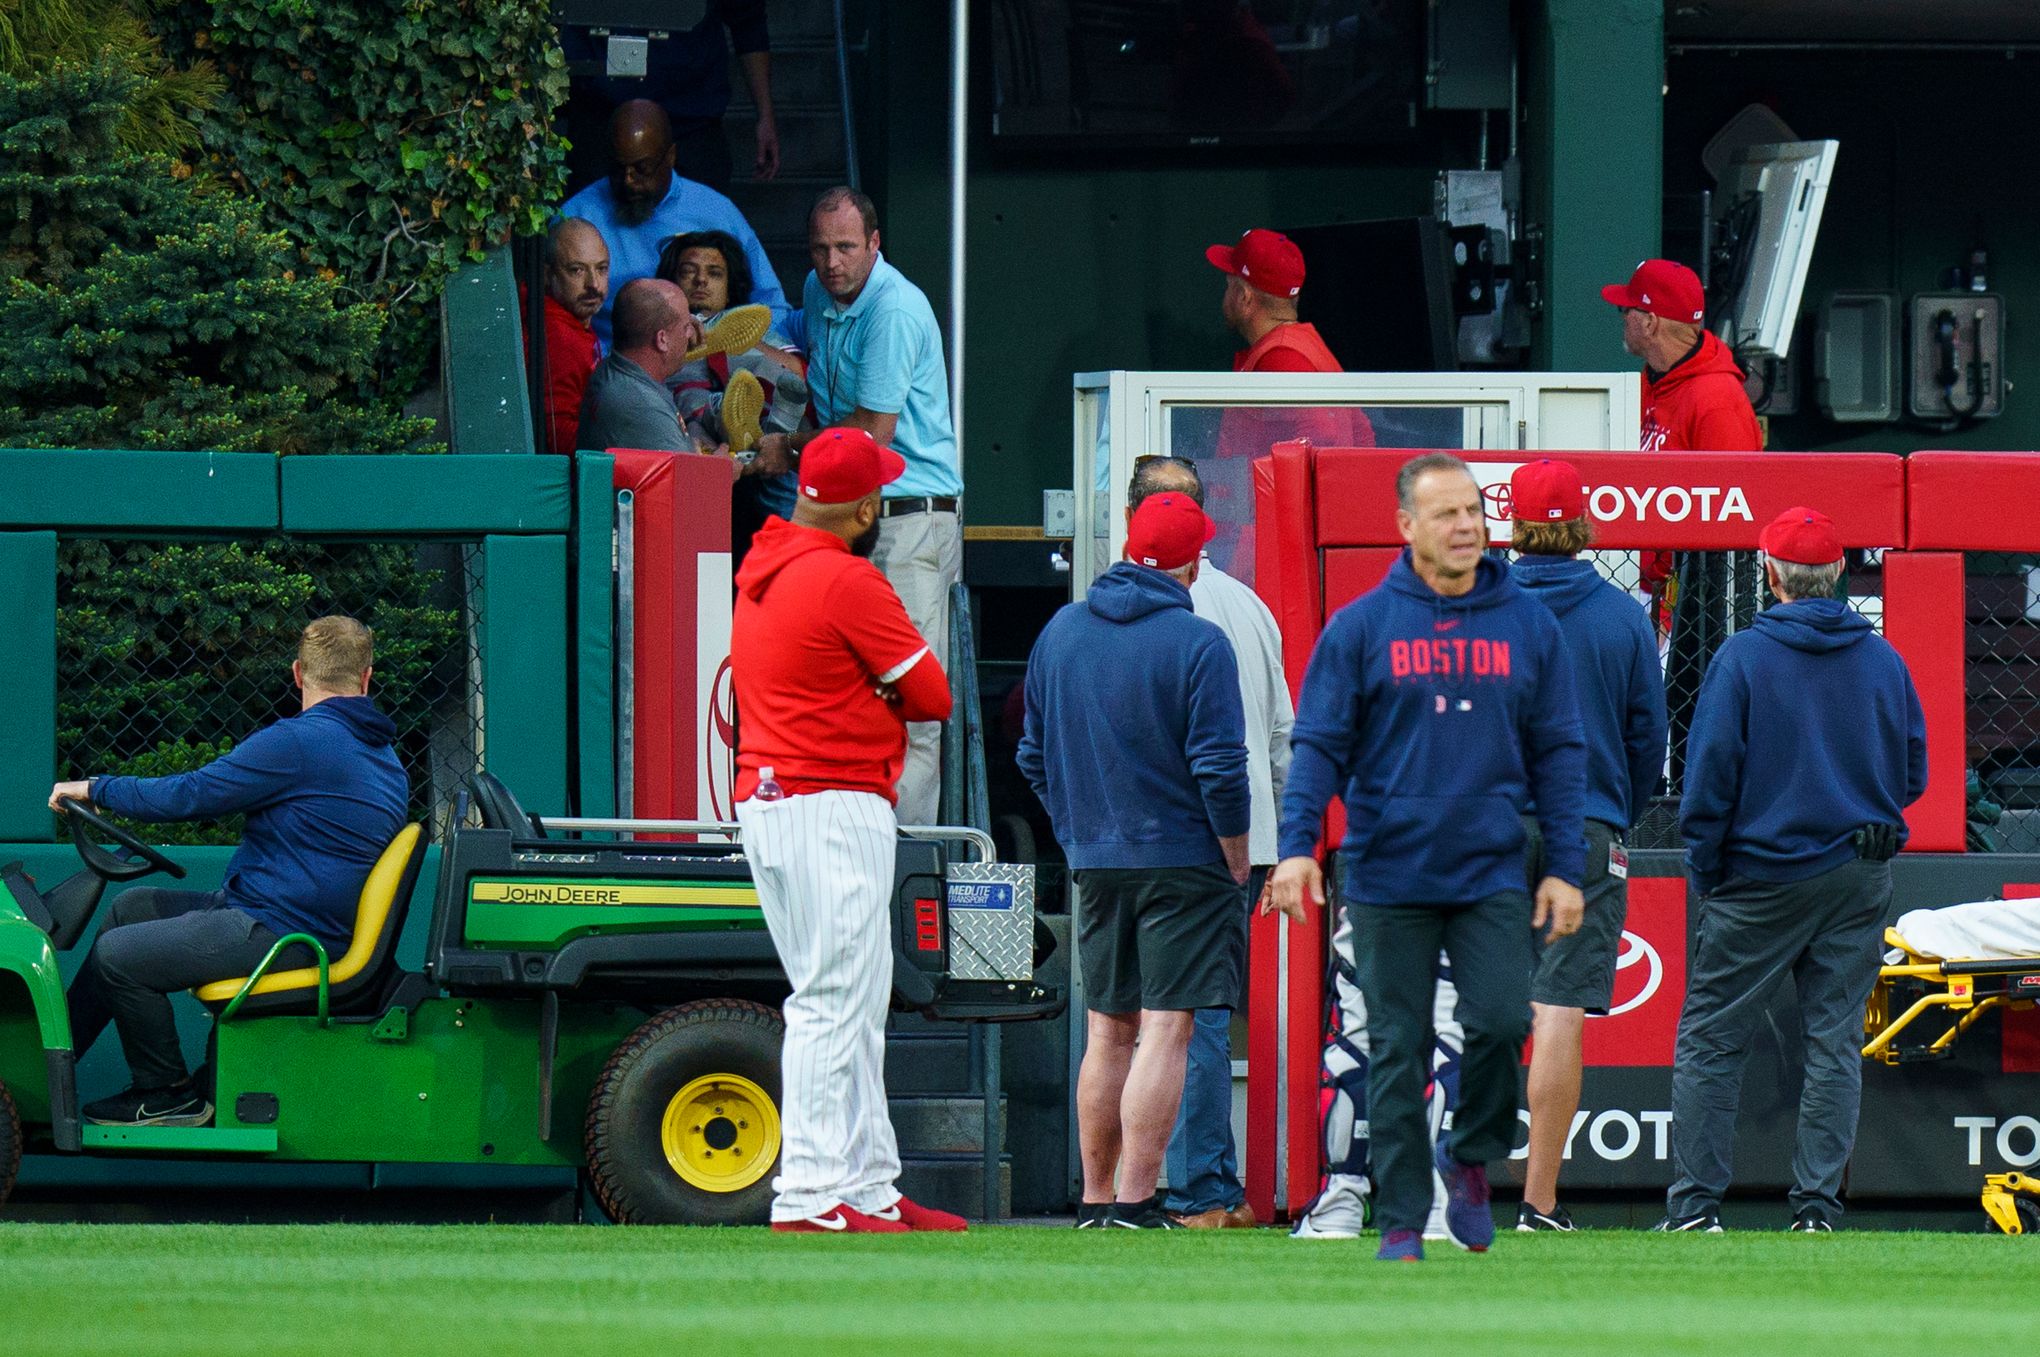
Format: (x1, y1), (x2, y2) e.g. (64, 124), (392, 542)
(0, 773), (1058, 1223)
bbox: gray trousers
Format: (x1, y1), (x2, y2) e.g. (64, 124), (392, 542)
(1666, 858), (1891, 1222)
(66, 888), (313, 1091)
(870, 508), (960, 827)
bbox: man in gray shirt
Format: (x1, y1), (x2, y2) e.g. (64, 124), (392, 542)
(575, 278), (702, 453)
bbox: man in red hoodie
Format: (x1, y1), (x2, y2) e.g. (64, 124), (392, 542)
(1602, 258), (1762, 454)
(731, 426), (963, 1235)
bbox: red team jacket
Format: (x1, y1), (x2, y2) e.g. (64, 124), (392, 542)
(1640, 329), (1763, 454)
(520, 290), (602, 456)
(730, 518), (950, 805)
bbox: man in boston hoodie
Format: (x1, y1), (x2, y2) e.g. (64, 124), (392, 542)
(49, 616), (408, 1127)
(1270, 453), (1588, 1262)
(1508, 459), (1669, 1232)
(1019, 491), (1251, 1230)
(1661, 507), (1925, 1234)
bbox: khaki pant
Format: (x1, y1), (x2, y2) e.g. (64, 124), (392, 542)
(870, 508), (960, 826)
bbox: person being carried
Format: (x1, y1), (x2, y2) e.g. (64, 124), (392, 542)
(49, 617), (408, 1127)
(562, 99), (790, 347)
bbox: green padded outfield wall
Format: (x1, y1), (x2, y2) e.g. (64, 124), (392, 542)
(480, 533), (569, 817)
(572, 453), (616, 819)
(0, 449), (278, 531)
(442, 251), (536, 457)
(0, 532), (56, 842)
(281, 455), (571, 535)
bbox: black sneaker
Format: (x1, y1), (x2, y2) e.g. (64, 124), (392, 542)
(1788, 1209), (1834, 1233)
(83, 1081), (212, 1128)
(1074, 1202), (1112, 1229)
(1516, 1201), (1576, 1232)
(1106, 1194), (1182, 1229)
(1651, 1210), (1723, 1233)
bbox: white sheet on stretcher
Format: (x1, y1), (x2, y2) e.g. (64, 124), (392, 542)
(1891, 898), (2040, 961)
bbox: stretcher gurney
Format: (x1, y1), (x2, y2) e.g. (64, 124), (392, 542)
(1862, 898), (2040, 1064)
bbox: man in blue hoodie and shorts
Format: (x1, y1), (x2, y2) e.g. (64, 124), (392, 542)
(48, 616), (408, 1127)
(1508, 458), (1668, 1231)
(1020, 491), (1251, 1229)
(1660, 507), (1925, 1233)
(1270, 452), (1588, 1262)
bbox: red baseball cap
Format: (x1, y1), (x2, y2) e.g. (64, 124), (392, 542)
(1509, 458), (1585, 522)
(1205, 228), (1305, 300)
(1125, 492), (1216, 572)
(1600, 259), (1705, 324)
(1758, 505), (1843, 566)
(798, 426), (906, 504)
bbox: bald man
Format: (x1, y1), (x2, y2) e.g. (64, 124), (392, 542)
(526, 219), (609, 454)
(575, 279), (704, 454)
(561, 100), (789, 348)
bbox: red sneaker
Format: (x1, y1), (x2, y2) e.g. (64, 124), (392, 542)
(870, 1195), (968, 1232)
(771, 1203), (910, 1234)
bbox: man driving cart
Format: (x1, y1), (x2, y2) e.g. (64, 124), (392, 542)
(47, 616), (406, 1128)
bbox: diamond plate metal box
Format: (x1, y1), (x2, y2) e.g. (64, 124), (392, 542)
(945, 863), (1035, 981)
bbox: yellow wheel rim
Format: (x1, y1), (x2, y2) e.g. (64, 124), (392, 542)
(660, 1074), (780, 1193)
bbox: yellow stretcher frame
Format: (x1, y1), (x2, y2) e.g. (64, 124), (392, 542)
(1862, 928), (2040, 1065)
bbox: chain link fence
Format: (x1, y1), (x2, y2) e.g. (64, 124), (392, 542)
(1569, 547), (1886, 850)
(56, 538), (484, 845)
(1964, 552), (2040, 853)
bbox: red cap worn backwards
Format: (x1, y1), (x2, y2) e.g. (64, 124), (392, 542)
(1205, 228), (1306, 300)
(1758, 505), (1843, 566)
(798, 426), (907, 505)
(1600, 259), (1705, 324)
(1125, 492), (1216, 572)
(1509, 458), (1585, 522)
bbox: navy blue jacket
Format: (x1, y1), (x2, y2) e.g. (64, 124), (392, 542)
(1280, 551), (1588, 904)
(93, 697), (409, 946)
(1018, 563), (1250, 869)
(1513, 555), (1668, 830)
(1681, 599), (1927, 892)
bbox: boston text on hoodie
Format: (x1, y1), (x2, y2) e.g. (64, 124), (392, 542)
(1512, 555), (1669, 830)
(91, 696), (408, 946)
(1018, 562), (1250, 869)
(1279, 551), (1589, 905)
(1680, 598), (1927, 893)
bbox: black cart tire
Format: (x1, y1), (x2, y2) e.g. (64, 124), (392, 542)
(0, 1078), (19, 1209)
(2017, 1198), (2040, 1236)
(585, 999), (785, 1225)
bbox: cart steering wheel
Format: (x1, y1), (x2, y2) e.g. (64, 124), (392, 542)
(57, 798), (186, 882)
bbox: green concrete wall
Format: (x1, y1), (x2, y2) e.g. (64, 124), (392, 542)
(867, 2), (1668, 528)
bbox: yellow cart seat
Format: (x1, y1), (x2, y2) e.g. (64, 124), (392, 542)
(193, 823), (426, 1018)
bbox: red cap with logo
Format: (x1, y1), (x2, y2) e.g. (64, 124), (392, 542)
(798, 426), (907, 504)
(1205, 228), (1306, 300)
(1125, 492), (1216, 572)
(1509, 458), (1585, 522)
(1758, 505), (1843, 565)
(1600, 259), (1705, 324)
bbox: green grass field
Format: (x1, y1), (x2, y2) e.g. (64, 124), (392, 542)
(1, 1224), (2030, 1356)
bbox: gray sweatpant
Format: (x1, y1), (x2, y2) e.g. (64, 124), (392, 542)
(1666, 858), (1891, 1222)
(870, 507), (960, 827)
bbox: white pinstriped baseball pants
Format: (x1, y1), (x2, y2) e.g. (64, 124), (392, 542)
(736, 789), (904, 1221)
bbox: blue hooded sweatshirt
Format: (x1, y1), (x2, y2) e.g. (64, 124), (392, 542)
(1018, 562), (1250, 869)
(1680, 598), (1926, 893)
(1279, 551), (1588, 904)
(1512, 555), (1669, 830)
(92, 696), (410, 946)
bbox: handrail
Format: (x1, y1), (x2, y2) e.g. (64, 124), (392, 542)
(220, 932), (331, 1024)
(539, 816), (997, 864)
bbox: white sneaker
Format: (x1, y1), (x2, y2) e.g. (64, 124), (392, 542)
(1289, 1215), (1361, 1240)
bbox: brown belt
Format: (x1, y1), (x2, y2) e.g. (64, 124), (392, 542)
(880, 496), (959, 518)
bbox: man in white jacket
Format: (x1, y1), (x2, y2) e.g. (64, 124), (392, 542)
(1127, 456), (1292, 1227)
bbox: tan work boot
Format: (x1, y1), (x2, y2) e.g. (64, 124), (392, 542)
(686, 304), (772, 363)
(721, 369), (765, 453)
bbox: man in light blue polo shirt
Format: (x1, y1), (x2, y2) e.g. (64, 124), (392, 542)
(756, 186), (959, 824)
(562, 100), (789, 349)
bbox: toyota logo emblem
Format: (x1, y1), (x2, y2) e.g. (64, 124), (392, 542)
(1600, 930), (1664, 1018)
(1480, 481), (1515, 521)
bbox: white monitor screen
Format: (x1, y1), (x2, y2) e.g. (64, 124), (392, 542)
(1717, 139), (1839, 360)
